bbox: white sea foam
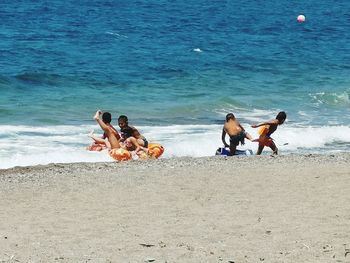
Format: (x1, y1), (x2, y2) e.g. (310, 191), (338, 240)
(0, 124), (350, 169)
(215, 108), (279, 123)
(105, 31), (128, 38)
(0, 125), (112, 169)
(310, 90), (350, 106)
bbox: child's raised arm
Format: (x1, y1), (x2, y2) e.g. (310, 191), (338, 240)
(251, 119), (279, 128)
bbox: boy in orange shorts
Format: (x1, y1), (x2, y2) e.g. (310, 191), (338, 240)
(251, 111), (286, 155)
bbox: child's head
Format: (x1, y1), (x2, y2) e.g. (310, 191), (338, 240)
(118, 115), (128, 128)
(276, 111), (287, 124)
(102, 112), (112, 124)
(226, 113), (235, 122)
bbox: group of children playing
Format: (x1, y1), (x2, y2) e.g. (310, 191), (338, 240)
(88, 110), (149, 155)
(222, 111), (287, 155)
(89, 109), (287, 157)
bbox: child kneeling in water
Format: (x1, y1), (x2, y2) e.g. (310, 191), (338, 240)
(222, 113), (253, 156)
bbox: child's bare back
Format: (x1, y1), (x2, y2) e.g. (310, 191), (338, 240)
(222, 113), (252, 156)
(224, 119), (243, 136)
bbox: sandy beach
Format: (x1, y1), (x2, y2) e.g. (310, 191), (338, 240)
(1, 154), (350, 262)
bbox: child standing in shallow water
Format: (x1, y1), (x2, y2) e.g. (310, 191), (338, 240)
(251, 111), (287, 155)
(222, 113), (253, 156)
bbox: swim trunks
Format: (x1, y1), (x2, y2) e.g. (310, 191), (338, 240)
(259, 137), (274, 147)
(258, 126), (274, 147)
(229, 131), (246, 146)
(142, 137), (149, 148)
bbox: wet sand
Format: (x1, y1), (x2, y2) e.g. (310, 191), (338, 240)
(1, 154), (350, 262)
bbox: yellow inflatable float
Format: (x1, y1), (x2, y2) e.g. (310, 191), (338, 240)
(109, 143), (164, 161)
(109, 148), (132, 161)
(147, 143), (165, 158)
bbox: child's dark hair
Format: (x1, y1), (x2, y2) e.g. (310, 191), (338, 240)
(276, 111), (287, 122)
(118, 115), (128, 123)
(102, 112), (112, 124)
(226, 113), (235, 122)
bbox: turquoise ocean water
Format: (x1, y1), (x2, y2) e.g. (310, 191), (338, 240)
(1, 0), (350, 168)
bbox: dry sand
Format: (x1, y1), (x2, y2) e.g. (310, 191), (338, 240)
(0, 154), (350, 263)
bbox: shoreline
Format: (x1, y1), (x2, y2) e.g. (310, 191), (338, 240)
(1, 151), (350, 173)
(1, 153), (350, 262)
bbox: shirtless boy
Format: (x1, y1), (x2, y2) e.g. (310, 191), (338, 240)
(251, 111), (286, 155)
(93, 110), (121, 150)
(118, 115), (148, 154)
(88, 111), (120, 150)
(222, 113), (253, 156)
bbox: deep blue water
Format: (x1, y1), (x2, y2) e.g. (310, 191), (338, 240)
(1, 0), (350, 167)
(1, 0), (350, 125)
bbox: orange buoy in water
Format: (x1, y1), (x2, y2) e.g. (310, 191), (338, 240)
(297, 14), (305, 23)
(109, 148), (132, 161)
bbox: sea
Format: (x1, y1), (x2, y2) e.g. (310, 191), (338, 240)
(1, 0), (350, 169)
